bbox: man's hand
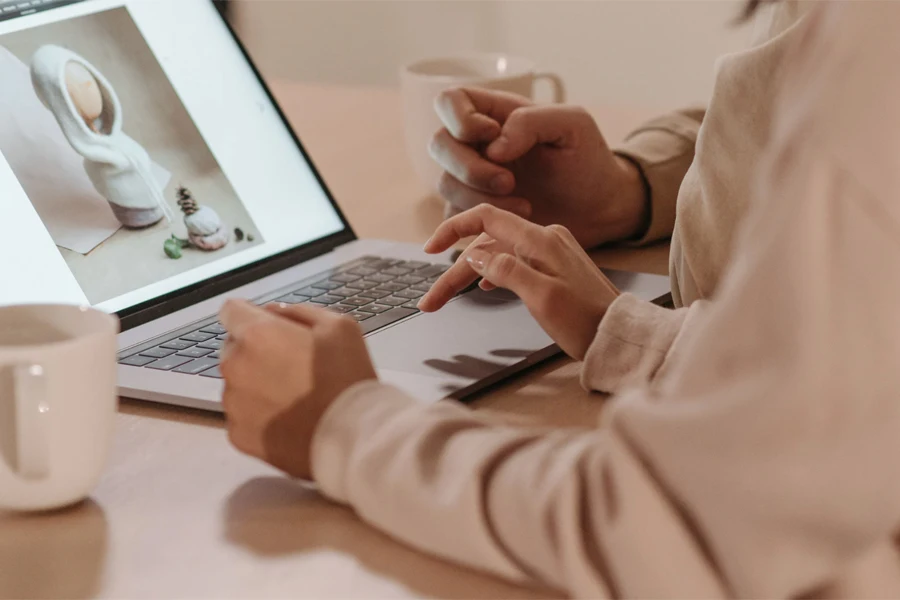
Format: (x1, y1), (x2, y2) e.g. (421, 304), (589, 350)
(219, 300), (377, 479)
(420, 205), (620, 360)
(430, 87), (648, 249)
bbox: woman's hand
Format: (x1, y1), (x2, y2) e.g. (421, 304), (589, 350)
(219, 300), (377, 479)
(430, 87), (648, 248)
(420, 205), (620, 360)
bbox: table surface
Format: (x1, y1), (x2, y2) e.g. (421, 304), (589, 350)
(0, 82), (666, 600)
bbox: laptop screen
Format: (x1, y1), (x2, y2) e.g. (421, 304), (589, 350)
(0, 0), (346, 314)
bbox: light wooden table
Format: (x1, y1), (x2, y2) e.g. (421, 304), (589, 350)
(0, 83), (667, 600)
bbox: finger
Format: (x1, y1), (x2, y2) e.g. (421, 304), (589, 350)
(429, 128), (515, 194)
(437, 172), (531, 217)
(424, 205), (547, 260)
(220, 299), (273, 342)
(417, 257), (479, 312)
(434, 87), (531, 142)
(465, 248), (556, 309)
(478, 279), (496, 291)
(487, 105), (594, 163)
(265, 301), (337, 329)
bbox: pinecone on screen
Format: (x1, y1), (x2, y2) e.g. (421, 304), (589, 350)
(176, 186), (198, 215)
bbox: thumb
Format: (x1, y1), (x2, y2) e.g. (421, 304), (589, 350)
(486, 105), (589, 163)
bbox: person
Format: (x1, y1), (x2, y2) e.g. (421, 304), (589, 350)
(218, 1), (900, 596)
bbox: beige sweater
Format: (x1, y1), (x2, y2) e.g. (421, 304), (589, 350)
(312, 1), (900, 597)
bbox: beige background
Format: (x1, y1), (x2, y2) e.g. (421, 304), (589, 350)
(0, 7), (262, 305)
(232, 0), (750, 110)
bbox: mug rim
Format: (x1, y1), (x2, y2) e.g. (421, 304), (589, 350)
(0, 303), (119, 352)
(401, 52), (537, 82)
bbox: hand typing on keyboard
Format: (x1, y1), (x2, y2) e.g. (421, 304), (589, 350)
(218, 299), (377, 479)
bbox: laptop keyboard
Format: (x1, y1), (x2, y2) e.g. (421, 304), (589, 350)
(117, 256), (449, 379)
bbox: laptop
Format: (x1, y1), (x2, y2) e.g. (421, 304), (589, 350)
(0, 0), (670, 412)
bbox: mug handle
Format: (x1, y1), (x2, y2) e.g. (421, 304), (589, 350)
(534, 71), (566, 103)
(4, 363), (50, 480)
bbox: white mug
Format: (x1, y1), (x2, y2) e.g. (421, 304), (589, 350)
(400, 53), (565, 191)
(0, 304), (118, 511)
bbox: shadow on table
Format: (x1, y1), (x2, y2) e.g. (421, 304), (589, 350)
(224, 477), (557, 600)
(0, 500), (108, 599)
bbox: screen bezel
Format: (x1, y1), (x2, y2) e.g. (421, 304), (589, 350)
(116, 0), (357, 331)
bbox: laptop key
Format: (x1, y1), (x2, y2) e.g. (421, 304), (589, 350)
(160, 339), (196, 351)
(198, 339), (224, 350)
(402, 301), (422, 311)
(359, 307), (418, 335)
(140, 346), (178, 359)
(181, 331), (216, 343)
(378, 296), (407, 306)
(275, 294), (309, 304)
(348, 312), (373, 322)
(200, 323), (227, 335)
(309, 294), (342, 305)
(416, 265), (450, 278)
(209, 352), (221, 359)
(411, 283), (432, 292)
(346, 279), (379, 290)
(297, 286), (326, 297)
(326, 304), (355, 314)
(329, 287), (357, 298)
(348, 266), (378, 276)
(394, 275), (425, 285)
(376, 282), (407, 293)
(365, 273), (394, 284)
(199, 365), (223, 379)
(341, 297), (373, 307)
(357, 289), (390, 299)
(120, 354), (157, 367)
(330, 273), (361, 283)
(358, 304), (391, 314)
(395, 289), (424, 300)
(398, 260), (430, 270)
(217, 333), (229, 341)
(146, 355), (193, 371)
(311, 280), (342, 291)
(174, 357), (220, 375)
(382, 267), (412, 276)
(177, 347), (214, 359)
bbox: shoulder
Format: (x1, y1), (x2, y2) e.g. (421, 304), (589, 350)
(771, 1), (900, 201)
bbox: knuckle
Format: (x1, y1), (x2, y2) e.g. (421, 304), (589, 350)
(491, 253), (518, 279)
(437, 172), (456, 198)
(546, 223), (575, 244)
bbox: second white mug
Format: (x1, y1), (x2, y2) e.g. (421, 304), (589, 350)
(400, 53), (565, 192)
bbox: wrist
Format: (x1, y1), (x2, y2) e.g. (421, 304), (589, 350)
(590, 154), (650, 246)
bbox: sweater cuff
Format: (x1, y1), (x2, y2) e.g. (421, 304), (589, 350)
(311, 380), (420, 504)
(580, 293), (687, 394)
(613, 113), (699, 245)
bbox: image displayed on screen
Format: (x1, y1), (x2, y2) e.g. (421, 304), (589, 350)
(0, 6), (263, 305)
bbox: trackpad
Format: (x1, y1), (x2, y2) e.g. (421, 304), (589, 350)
(365, 288), (555, 399)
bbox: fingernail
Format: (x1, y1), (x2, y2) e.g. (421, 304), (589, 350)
(491, 172), (512, 193)
(466, 249), (489, 272)
(423, 235), (435, 252)
(488, 136), (509, 158)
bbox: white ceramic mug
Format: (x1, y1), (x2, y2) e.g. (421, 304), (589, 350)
(0, 304), (118, 511)
(400, 53), (565, 191)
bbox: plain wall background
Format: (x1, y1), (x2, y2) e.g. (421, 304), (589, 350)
(232, 0), (751, 111)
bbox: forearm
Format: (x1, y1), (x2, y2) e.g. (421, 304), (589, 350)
(580, 293), (707, 395)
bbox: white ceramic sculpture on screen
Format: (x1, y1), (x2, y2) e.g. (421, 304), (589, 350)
(31, 44), (172, 228)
